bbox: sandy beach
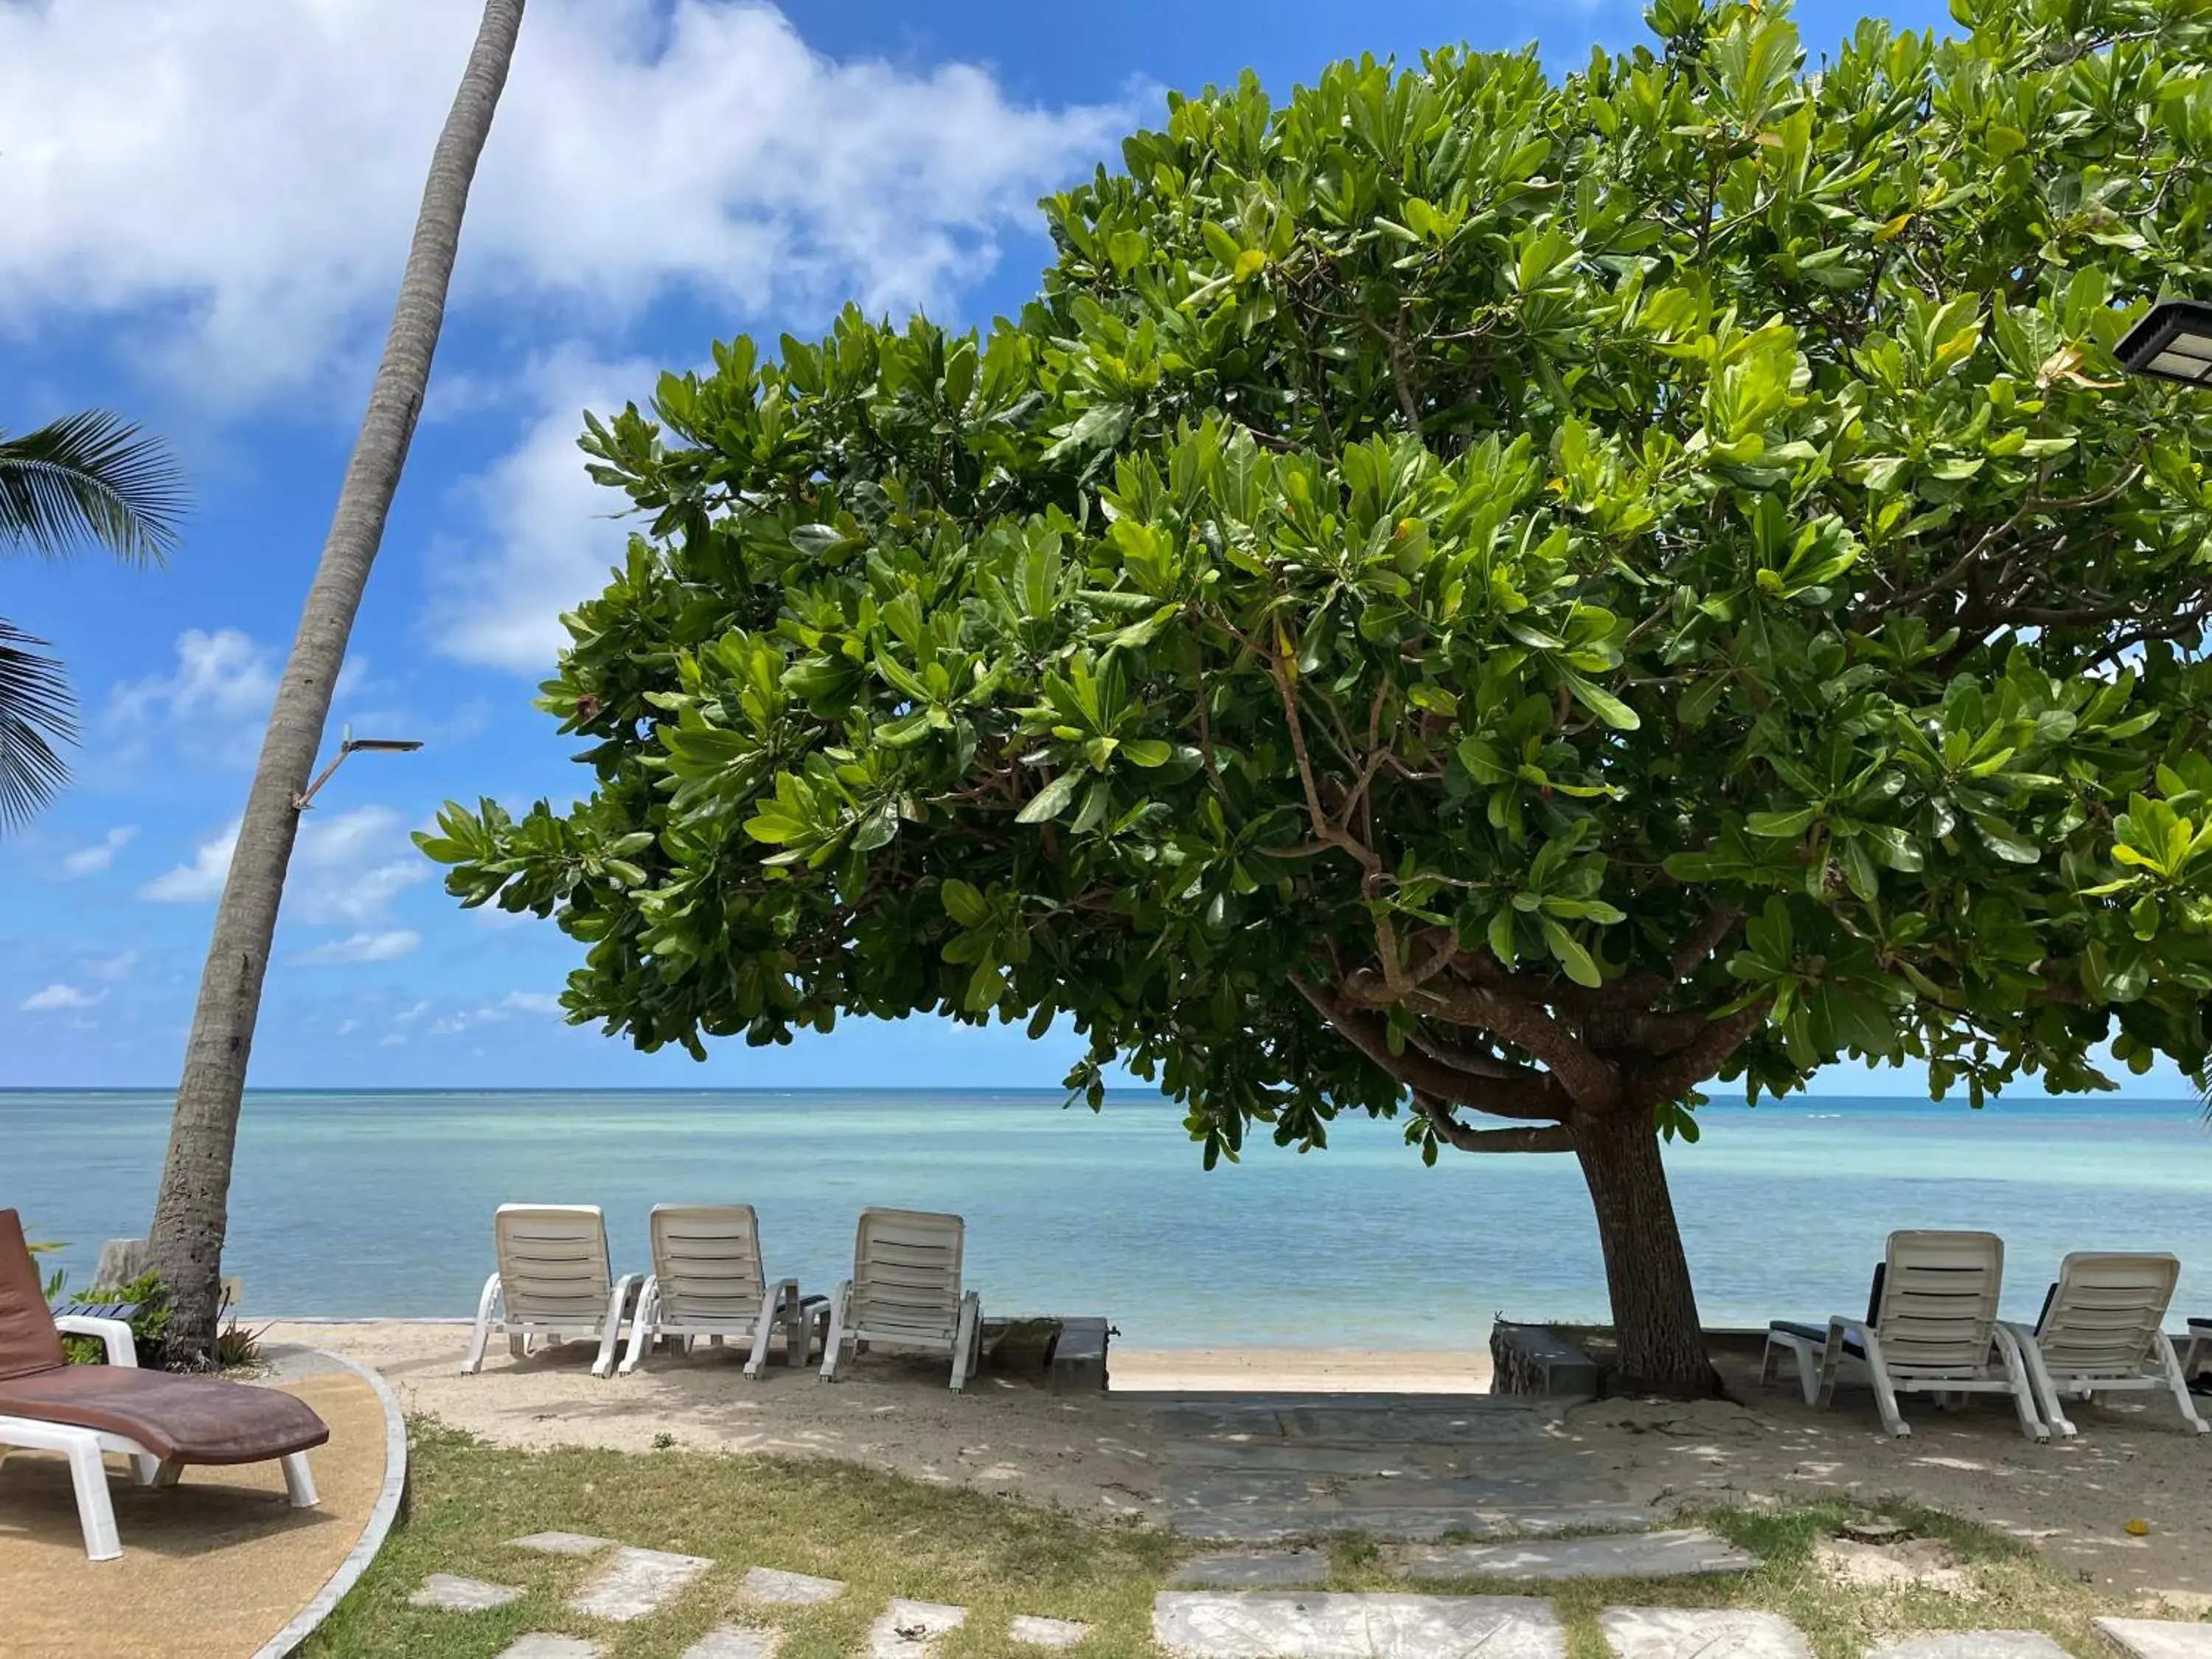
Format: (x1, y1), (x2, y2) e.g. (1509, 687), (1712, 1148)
(1109, 1346), (1493, 1393)
(267, 1319), (2212, 1600)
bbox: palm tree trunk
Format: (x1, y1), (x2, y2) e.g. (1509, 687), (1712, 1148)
(145, 0), (526, 1367)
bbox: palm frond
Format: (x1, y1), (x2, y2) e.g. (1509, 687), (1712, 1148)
(0, 411), (187, 566)
(0, 617), (77, 829)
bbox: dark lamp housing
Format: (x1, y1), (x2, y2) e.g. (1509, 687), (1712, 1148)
(2118, 297), (2212, 386)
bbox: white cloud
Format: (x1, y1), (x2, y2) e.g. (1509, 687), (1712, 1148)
(428, 347), (654, 669)
(138, 804), (427, 919)
(138, 820), (239, 902)
(105, 630), (370, 765)
(499, 991), (563, 1015)
(21, 983), (102, 1012)
(62, 824), (138, 877)
(0, 1), (1126, 403)
(83, 950), (139, 982)
(296, 928), (421, 965)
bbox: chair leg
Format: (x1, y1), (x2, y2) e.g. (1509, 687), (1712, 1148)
(152, 1459), (184, 1489)
(2002, 1321), (2071, 1438)
(63, 1436), (122, 1561)
(1854, 1326), (1912, 1438)
(282, 1452), (319, 1508)
(461, 1273), (502, 1375)
(742, 1284), (780, 1380)
(820, 1281), (852, 1381)
(950, 1292), (981, 1393)
(1990, 1325), (2050, 1442)
(618, 1280), (661, 1377)
(2151, 1333), (2211, 1435)
(592, 1276), (640, 1379)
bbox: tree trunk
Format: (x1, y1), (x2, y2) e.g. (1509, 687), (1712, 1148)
(144, 0), (526, 1368)
(1571, 1108), (1719, 1397)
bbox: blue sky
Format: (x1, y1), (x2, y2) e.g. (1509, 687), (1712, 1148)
(4, 0), (2180, 1096)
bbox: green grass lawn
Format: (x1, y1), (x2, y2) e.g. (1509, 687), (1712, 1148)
(305, 1420), (2163, 1658)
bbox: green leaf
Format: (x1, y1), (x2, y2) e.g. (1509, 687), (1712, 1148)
(1563, 675), (1640, 731)
(1016, 771), (1082, 824)
(1540, 916), (1602, 987)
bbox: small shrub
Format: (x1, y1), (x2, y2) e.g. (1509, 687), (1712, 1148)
(216, 1317), (269, 1371)
(62, 1270), (171, 1366)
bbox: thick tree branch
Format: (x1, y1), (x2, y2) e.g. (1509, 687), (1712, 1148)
(1670, 906), (1742, 981)
(1414, 1093), (1576, 1154)
(1422, 966), (1623, 1111)
(1631, 998), (1773, 1109)
(1295, 979), (1573, 1121)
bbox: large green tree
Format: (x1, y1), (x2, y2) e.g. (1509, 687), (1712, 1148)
(423, 0), (2212, 1390)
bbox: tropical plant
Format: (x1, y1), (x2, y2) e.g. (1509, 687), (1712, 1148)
(145, 0), (529, 1366)
(0, 412), (184, 827)
(420, 0), (2212, 1390)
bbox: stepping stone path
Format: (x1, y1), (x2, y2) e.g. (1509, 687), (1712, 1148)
(570, 1545), (714, 1621)
(409, 1572), (524, 1611)
(1170, 1548), (1329, 1587)
(1009, 1614), (1093, 1649)
(739, 1565), (847, 1604)
(869, 1596), (967, 1658)
(680, 1628), (781, 1659)
(1154, 1592), (1565, 1658)
(1601, 1607), (1810, 1658)
(1868, 1637), (2070, 1658)
(496, 1640), (604, 1659)
(1147, 1394), (1658, 1542)
(1389, 1528), (1759, 1582)
(509, 1531), (615, 1556)
(2096, 1618), (2212, 1658)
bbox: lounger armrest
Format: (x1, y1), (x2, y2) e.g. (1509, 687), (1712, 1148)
(52, 1315), (139, 1368)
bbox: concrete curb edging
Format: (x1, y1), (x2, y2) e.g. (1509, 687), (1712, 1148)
(249, 1347), (410, 1659)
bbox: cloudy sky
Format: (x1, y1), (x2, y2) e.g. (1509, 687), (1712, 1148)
(13, 0), (2135, 1097)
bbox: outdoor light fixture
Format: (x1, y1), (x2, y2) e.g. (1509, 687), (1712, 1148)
(293, 729), (425, 810)
(2117, 296), (2212, 386)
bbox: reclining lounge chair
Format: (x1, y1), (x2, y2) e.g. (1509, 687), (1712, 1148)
(617, 1203), (830, 1378)
(462, 1203), (639, 1379)
(2001, 1253), (2208, 1437)
(821, 1207), (983, 1392)
(1761, 1228), (2047, 1441)
(0, 1209), (328, 1561)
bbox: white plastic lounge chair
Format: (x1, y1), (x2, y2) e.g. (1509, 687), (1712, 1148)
(0, 1210), (326, 1561)
(2184, 1317), (2212, 1383)
(820, 1208), (982, 1392)
(461, 1204), (638, 1379)
(2000, 1253), (2208, 1438)
(1761, 1229), (2046, 1441)
(616, 1204), (831, 1378)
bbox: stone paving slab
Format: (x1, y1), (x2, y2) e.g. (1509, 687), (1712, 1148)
(410, 1572), (524, 1611)
(569, 1545), (714, 1622)
(739, 1565), (846, 1604)
(1167, 1503), (1660, 1543)
(1009, 1614), (1093, 1649)
(1159, 1441), (1472, 1475)
(680, 1627), (782, 1659)
(498, 1639), (605, 1659)
(1391, 1528), (1759, 1582)
(869, 1596), (967, 1657)
(1867, 1635), (2070, 1658)
(1152, 1591), (1565, 1658)
(1600, 1607), (1809, 1658)
(1170, 1549), (1330, 1587)
(2093, 1618), (2212, 1658)
(509, 1531), (615, 1557)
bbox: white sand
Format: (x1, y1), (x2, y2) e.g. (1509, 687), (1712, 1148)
(1109, 1347), (1492, 1393)
(268, 1322), (2212, 1596)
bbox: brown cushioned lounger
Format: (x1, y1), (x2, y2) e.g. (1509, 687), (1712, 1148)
(0, 1208), (330, 1559)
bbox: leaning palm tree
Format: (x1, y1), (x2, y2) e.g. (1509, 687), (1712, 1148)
(145, 0), (528, 1366)
(0, 413), (185, 827)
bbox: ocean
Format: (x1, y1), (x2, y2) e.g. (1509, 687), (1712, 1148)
(6, 1089), (2211, 1348)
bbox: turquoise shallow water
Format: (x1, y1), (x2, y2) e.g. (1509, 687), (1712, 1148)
(5, 1090), (2211, 1347)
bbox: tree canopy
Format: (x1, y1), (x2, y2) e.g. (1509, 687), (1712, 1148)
(422, 0), (2212, 1386)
